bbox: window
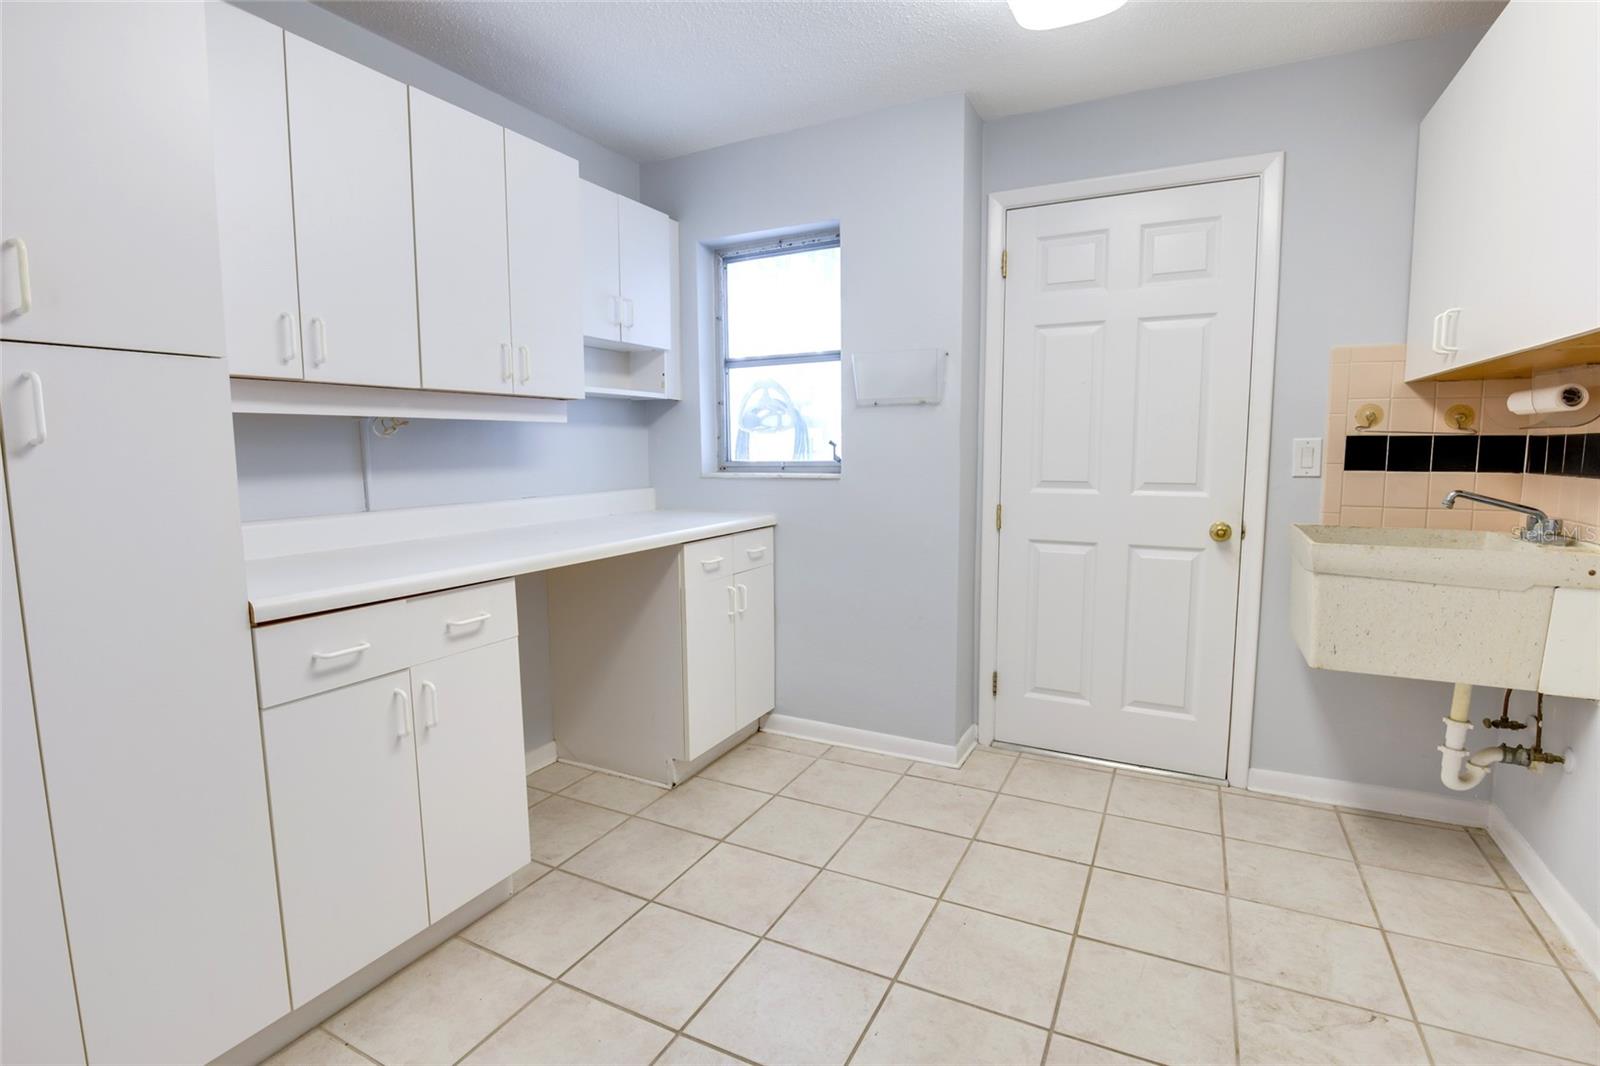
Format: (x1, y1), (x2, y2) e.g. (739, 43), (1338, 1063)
(716, 230), (841, 473)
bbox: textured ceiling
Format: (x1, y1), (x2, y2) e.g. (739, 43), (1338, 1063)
(318, 0), (1500, 162)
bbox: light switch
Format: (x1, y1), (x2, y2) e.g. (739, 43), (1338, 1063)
(1292, 437), (1323, 477)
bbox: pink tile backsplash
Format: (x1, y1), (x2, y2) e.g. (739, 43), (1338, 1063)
(1320, 344), (1599, 543)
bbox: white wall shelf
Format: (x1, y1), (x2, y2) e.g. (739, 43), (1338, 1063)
(230, 378), (568, 424)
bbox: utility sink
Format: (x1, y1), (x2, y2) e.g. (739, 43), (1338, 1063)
(1290, 525), (1600, 698)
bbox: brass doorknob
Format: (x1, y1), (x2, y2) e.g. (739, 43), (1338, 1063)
(1209, 521), (1233, 542)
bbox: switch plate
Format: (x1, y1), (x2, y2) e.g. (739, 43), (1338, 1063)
(1292, 437), (1323, 477)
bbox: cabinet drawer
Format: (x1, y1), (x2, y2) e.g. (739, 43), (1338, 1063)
(407, 580), (518, 665)
(684, 535), (736, 583)
(733, 528), (773, 573)
(253, 600), (411, 708)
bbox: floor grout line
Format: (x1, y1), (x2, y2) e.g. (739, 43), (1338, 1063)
(306, 746), (1600, 1066)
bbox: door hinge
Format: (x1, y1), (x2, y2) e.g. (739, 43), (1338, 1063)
(1000, 250), (1008, 279)
(992, 671), (999, 697)
(995, 503), (1003, 531)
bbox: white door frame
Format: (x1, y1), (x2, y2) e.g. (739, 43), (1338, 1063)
(976, 152), (1284, 787)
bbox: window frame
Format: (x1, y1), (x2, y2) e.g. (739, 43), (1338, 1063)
(715, 229), (842, 474)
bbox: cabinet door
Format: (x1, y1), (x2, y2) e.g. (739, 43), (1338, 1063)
(507, 131), (585, 399)
(411, 88), (514, 395)
(412, 639), (529, 920)
(734, 563), (776, 729)
(683, 538), (738, 760)
(263, 671), (429, 1006)
(285, 35), (419, 388)
(0, 2), (224, 357)
(1, 465), (83, 1065)
(581, 181), (622, 344)
(1404, 104), (1465, 381)
(207, 3), (303, 379)
(619, 197), (675, 351)
(1, 343), (288, 1063)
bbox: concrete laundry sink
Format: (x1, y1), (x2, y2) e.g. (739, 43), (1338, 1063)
(1290, 525), (1600, 697)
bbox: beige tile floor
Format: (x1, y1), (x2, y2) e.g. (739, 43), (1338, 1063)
(267, 735), (1600, 1066)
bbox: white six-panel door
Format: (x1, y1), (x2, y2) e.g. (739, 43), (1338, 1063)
(993, 178), (1260, 778)
(285, 34), (419, 388)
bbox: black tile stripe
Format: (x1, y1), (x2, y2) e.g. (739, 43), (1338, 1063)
(1338, 432), (1600, 478)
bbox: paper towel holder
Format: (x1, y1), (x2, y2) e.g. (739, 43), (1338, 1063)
(1507, 364), (1600, 428)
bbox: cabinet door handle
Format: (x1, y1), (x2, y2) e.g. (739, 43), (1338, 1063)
(394, 688), (412, 739)
(421, 680), (438, 729)
(517, 345), (531, 384)
(500, 343), (513, 383)
(2, 237), (32, 319)
(1431, 311), (1445, 355)
(310, 317), (328, 366)
(445, 611), (491, 630)
(621, 297), (635, 328)
(22, 371), (46, 446)
(736, 583), (748, 614)
(1440, 308), (1461, 354)
(311, 640), (370, 661)
(726, 585), (737, 618)
(607, 296), (620, 325)
(278, 312), (301, 365)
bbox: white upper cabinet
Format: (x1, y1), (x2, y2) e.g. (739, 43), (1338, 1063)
(285, 34), (420, 388)
(581, 181), (677, 352)
(507, 131), (585, 399)
(2, 343), (289, 1063)
(1405, 0), (1599, 380)
(0, 2), (225, 357)
(411, 88), (515, 395)
(618, 196), (676, 351)
(207, 3), (303, 379)
(582, 181), (624, 343)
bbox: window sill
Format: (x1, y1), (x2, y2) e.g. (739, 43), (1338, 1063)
(702, 471), (842, 480)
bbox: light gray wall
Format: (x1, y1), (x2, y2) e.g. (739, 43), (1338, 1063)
(985, 30), (1487, 797)
(1482, 692), (1599, 925)
(640, 94), (982, 747)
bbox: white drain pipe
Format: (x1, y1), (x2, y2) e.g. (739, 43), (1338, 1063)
(1439, 682), (1506, 790)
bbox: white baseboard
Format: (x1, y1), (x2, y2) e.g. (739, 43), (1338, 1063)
(1246, 767), (1491, 827)
(524, 740), (558, 776)
(762, 715), (977, 769)
(1485, 805), (1600, 978)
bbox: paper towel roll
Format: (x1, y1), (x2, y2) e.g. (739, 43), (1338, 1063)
(1507, 383), (1590, 416)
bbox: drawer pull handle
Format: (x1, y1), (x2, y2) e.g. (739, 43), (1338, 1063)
(700, 557), (724, 572)
(394, 688), (412, 739)
(445, 612), (491, 630)
(421, 680), (439, 729)
(311, 641), (370, 661)
(745, 546), (766, 559)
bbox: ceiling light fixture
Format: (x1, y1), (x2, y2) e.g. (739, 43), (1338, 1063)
(1006, 0), (1127, 31)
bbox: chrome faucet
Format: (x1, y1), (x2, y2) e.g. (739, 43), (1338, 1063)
(1440, 491), (1564, 544)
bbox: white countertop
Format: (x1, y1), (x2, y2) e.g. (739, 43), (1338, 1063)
(246, 508), (775, 623)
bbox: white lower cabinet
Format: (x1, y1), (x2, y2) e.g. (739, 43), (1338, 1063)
(2, 343), (289, 1063)
(550, 530), (777, 778)
(734, 562), (776, 730)
(254, 580), (528, 1007)
(413, 639), (529, 919)
(263, 672), (430, 1006)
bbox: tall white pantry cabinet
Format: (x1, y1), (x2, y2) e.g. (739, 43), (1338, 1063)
(0, 4), (289, 1064)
